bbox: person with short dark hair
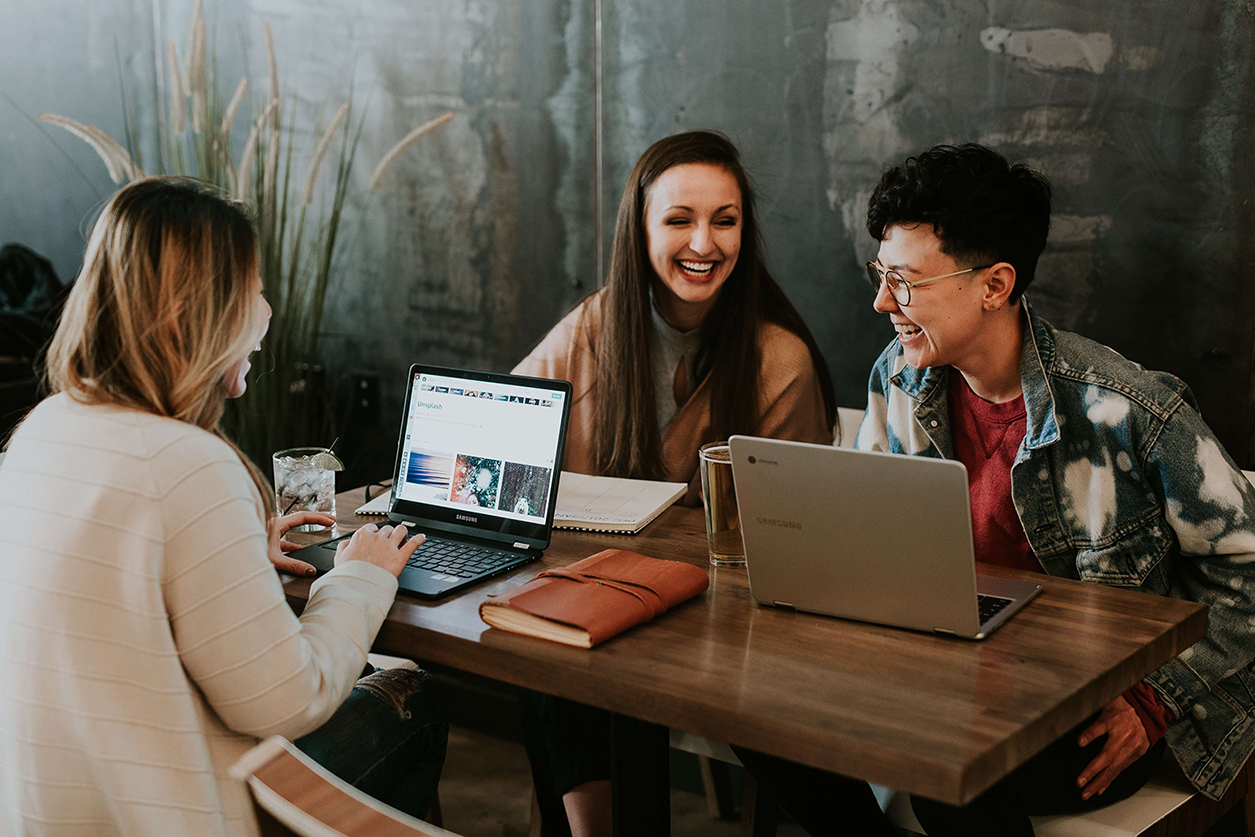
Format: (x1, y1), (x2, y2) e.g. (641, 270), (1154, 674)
(735, 143), (1255, 836)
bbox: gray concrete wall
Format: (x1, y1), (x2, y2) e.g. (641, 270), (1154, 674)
(5, 0), (1255, 462)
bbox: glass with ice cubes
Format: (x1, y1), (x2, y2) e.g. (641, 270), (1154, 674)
(272, 447), (340, 532)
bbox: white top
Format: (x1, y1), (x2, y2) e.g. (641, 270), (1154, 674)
(0, 394), (399, 836)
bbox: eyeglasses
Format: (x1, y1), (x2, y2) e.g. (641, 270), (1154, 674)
(865, 262), (994, 306)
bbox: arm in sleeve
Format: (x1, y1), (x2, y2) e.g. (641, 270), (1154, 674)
(1144, 404), (1255, 715)
(159, 442), (398, 740)
(512, 298), (597, 380)
(755, 352), (833, 446)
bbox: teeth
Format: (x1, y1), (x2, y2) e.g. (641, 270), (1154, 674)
(895, 324), (921, 336)
(679, 260), (714, 274)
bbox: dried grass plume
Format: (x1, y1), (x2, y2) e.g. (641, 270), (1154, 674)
(367, 112), (454, 190)
(166, 40), (185, 133)
(182, 0), (204, 95)
(301, 103), (349, 206)
(220, 77), (249, 141)
(189, 20), (207, 135)
(264, 20), (280, 132)
(39, 113), (140, 183)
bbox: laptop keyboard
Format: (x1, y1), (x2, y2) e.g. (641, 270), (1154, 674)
(978, 594), (1013, 624)
(404, 536), (522, 579)
(317, 530), (523, 580)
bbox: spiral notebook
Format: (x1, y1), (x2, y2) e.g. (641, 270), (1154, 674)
(355, 471), (686, 535)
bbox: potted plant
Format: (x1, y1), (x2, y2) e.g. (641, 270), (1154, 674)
(39, 0), (451, 465)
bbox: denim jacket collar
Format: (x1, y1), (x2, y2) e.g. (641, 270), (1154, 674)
(888, 301), (1061, 456)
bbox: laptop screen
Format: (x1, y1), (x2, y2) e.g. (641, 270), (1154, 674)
(389, 366), (571, 545)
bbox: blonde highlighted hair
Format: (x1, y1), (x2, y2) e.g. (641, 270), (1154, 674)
(45, 177), (275, 516)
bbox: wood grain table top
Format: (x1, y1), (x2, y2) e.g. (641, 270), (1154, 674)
(282, 486), (1207, 805)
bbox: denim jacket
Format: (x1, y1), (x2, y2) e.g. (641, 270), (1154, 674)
(855, 301), (1255, 800)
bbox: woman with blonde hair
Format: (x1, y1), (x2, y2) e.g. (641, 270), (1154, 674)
(0, 177), (445, 836)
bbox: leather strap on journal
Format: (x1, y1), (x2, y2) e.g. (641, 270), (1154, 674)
(533, 567), (665, 619)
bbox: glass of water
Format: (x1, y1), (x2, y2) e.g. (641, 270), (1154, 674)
(699, 442), (744, 567)
(272, 447), (337, 532)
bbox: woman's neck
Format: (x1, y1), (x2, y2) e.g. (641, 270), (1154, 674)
(651, 281), (714, 332)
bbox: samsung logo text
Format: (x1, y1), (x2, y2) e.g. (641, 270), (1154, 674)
(757, 517), (802, 530)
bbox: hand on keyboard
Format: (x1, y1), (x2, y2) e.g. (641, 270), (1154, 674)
(335, 523), (427, 578)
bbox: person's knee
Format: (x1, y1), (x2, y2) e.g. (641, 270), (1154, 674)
(357, 667), (440, 722)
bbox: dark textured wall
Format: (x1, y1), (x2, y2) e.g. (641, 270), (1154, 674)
(597, 0), (1255, 463)
(5, 1), (1255, 463)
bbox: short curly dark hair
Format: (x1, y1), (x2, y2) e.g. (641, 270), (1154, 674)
(866, 144), (1052, 302)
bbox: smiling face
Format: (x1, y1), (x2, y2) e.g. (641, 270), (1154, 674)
(643, 162), (742, 330)
(222, 274), (272, 398)
(872, 223), (991, 371)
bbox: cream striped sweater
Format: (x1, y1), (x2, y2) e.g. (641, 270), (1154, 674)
(0, 394), (399, 836)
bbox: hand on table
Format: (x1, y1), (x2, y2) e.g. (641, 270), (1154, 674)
(1076, 694), (1149, 800)
(335, 522), (426, 578)
(268, 511), (336, 576)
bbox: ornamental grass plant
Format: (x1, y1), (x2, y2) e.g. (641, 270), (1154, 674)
(40, 0), (452, 465)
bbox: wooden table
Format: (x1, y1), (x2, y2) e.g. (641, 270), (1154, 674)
(284, 487), (1207, 833)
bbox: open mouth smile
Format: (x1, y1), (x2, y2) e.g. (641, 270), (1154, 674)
(677, 259), (717, 279)
(894, 322), (923, 343)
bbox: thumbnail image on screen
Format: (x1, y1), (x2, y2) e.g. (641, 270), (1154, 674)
(449, 454), (502, 508)
(404, 449), (455, 502)
(497, 462), (553, 518)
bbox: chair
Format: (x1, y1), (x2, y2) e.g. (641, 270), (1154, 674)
(680, 726), (1255, 837)
(836, 406), (863, 448)
(230, 735), (460, 837)
(874, 749), (1255, 836)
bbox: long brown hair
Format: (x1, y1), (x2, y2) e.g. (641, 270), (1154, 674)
(593, 130), (836, 479)
(44, 177), (275, 515)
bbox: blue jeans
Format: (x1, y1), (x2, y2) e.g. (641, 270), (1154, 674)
(295, 666), (448, 820)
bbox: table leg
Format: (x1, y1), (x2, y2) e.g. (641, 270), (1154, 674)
(611, 713), (670, 836)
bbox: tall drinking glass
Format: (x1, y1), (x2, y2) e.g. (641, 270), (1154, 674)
(699, 442), (745, 567)
(272, 447), (337, 532)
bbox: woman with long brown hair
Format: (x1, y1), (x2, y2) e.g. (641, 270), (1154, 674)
(513, 131), (836, 836)
(0, 178), (445, 835)
(516, 130), (836, 505)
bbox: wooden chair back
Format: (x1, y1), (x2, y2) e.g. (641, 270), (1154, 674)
(230, 736), (459, 837)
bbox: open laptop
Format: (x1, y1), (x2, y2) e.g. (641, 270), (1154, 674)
(728, 436), (1041, 639)
(290, 365), (572, 598)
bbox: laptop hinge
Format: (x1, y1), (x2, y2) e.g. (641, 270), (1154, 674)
(933, 627), (957, 636)
(773, 601), (796, 610)
(513, 542), (530, 550)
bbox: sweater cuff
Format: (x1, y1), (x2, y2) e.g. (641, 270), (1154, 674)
(313, 560), (399, 602)
(1125, 682), (1173, 747)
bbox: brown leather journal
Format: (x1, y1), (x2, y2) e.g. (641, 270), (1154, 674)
(478, 549), (710, 648)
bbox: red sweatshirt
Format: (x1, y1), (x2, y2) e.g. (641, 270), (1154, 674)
(948, 368), (1171, 743)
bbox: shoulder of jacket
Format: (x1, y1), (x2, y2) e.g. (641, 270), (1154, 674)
(534, 290), (605, 356)
(1049, 329), (1190, 419)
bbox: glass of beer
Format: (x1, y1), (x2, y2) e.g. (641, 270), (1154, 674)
(699, 442), (744, 567)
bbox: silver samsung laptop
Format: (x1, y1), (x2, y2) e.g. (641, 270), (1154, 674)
(728, 436), (1042, 640)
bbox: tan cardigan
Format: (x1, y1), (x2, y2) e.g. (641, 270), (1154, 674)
(513, 291), (834, 505)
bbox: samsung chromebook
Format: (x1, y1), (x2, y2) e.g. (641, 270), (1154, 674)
(728, 436), (1041, 640)
(291, 365), (572, 598)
